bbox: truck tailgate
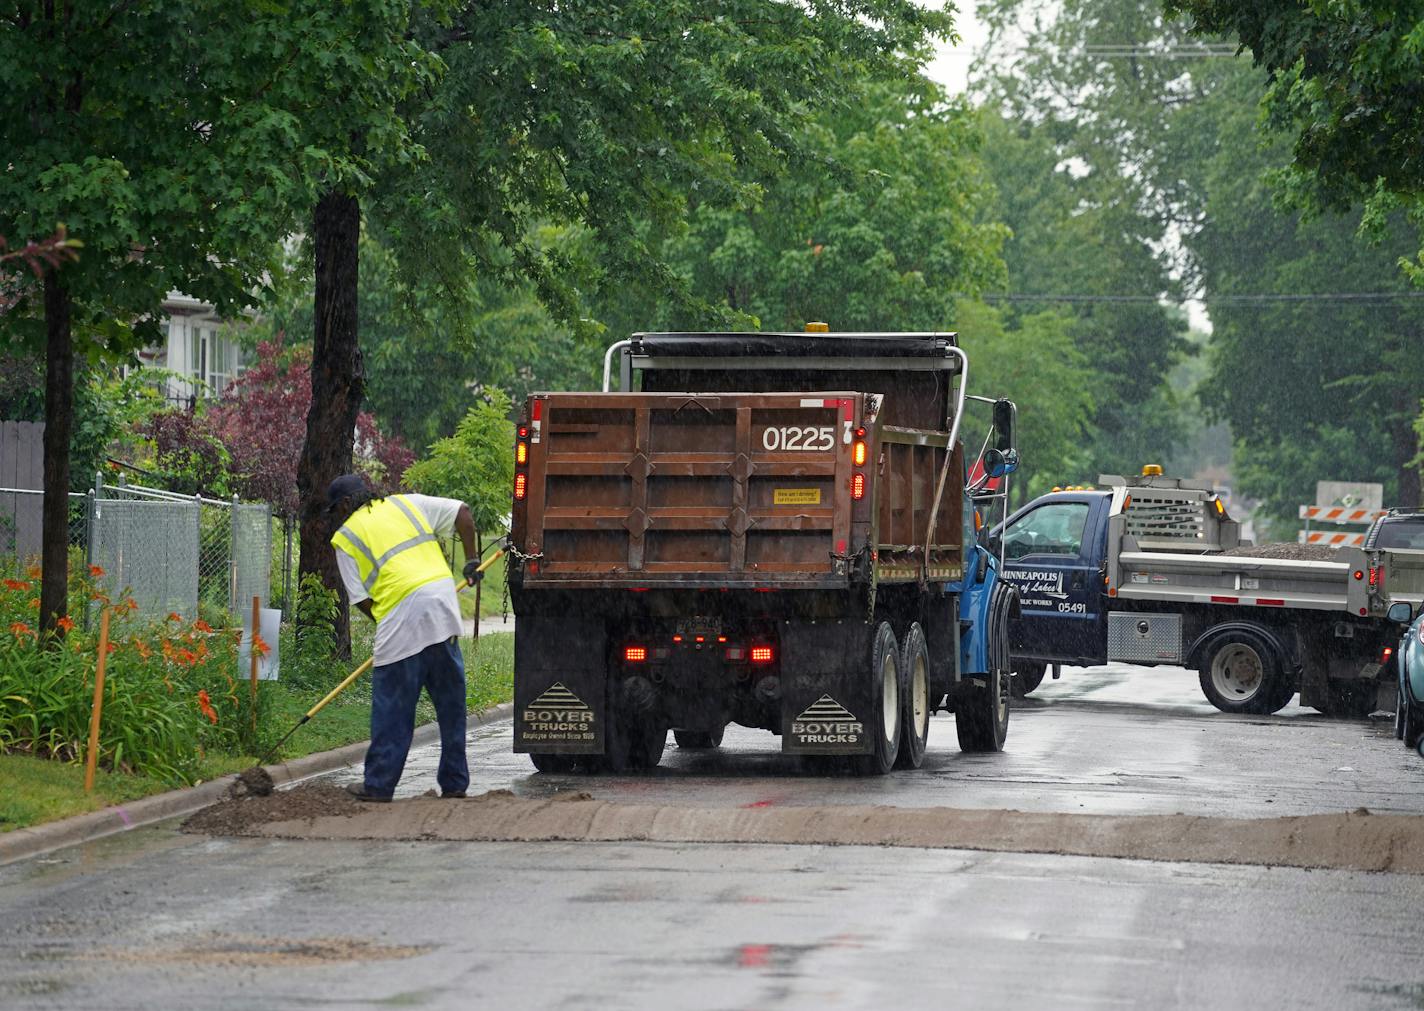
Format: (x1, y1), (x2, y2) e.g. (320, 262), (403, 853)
(514, 392), (860, 587)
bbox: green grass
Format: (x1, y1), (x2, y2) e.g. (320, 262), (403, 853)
(1, 632), (515, 834)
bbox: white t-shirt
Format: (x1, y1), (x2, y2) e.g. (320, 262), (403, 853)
(335, 493), (466, 666)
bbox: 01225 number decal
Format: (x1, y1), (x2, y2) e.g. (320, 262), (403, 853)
(762, 426), (834, 452)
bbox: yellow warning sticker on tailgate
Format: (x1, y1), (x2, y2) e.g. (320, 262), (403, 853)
(774, 488), (821, 505)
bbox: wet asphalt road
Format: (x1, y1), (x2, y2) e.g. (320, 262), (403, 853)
(3, 661), (1424, 1010)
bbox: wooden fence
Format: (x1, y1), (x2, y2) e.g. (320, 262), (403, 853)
(0, 420), (44, 559)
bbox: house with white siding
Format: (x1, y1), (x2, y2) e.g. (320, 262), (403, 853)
(131, 293), (247, 406)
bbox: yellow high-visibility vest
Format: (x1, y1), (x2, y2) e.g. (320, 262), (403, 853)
(330, 495), (451, 621)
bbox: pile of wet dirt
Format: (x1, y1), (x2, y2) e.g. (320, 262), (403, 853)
(184, 784), (362, 835)
(91, 933), (429, 967)
(185, 789), (1424, 875)
(1223, 543), (1341, 561)
(233, 766), (275, 797)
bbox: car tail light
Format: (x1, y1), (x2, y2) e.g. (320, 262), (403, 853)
(750, 645), (775, 664)
(851, 472), (866, 500)
(624, 645), (647, 662)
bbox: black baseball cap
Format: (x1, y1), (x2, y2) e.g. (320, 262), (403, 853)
(324, 474), (370, 514)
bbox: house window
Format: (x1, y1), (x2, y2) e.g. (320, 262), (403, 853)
(187, 325), (240, 396)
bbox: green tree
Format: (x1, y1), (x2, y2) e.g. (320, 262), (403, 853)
(970, 109), (1188, 476)
(954, 301), (1097, 500)
(403, 391), (516, 534)
(0, 3), (421, 638)
(1167, 0), (1424, 258)
(607, 76), (1006, 332)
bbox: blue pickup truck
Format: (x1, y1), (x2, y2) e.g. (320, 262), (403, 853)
(992, 471), (1399, 717)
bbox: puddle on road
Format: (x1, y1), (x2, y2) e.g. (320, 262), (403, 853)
(182, 785), (1424, 876)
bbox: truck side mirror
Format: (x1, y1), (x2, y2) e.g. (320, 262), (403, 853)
(1388, 601), (1415, 624)
(993, 398), (1016, 453)
(982, 447), (1019, 479)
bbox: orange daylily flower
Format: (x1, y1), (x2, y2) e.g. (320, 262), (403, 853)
(167, 612), (182, 622)
(196, 689), (218, 725)
(55, 616), (75, 633)
(3, 578), (30, 591)
(25, 565), (40, 580)
(9, 621), (33, 641)
(89, 565), (105, 578)
(193, 619), (213, 634)
(252, 634), (271, 659)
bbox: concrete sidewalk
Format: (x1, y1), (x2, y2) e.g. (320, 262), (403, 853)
(465, 614), (515, 639)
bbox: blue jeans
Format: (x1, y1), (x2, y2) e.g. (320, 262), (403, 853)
(364, 638), (468, 798)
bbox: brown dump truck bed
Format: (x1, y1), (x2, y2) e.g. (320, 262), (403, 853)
(511, 390), (962, 589)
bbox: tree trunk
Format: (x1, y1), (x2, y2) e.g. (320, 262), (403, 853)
(1393, 405), (1422, 509)
(296, 188), (364, 656)
(40, 271), (73, 641)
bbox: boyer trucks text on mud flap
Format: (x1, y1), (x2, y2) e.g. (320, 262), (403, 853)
(507, 329), (1020, 774)
(995, 471), (1424, 716)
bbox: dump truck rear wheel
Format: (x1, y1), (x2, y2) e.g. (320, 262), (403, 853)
(1198, 630), (1291, 715)
(851, 622), (901, 776)
(674, 727), (724, 749)
(529, 753), (578, 774)
(894, 623), (930, 770)
(1011, 661), (1046, 698)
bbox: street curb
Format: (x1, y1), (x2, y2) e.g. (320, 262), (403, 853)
(0, 701), (515, 868)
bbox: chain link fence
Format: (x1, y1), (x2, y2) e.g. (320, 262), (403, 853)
(0, 476), (271, 625)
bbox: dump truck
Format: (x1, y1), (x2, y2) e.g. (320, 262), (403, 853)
(508, 329), (1021, 774)
(995, 470), (1424, 716)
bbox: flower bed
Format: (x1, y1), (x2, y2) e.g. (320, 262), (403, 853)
(0, 565), (264, 784)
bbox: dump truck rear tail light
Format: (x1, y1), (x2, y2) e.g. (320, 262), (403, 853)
(514, 473), (527, 500)
(851, 472), (866, 500)
(750, 645), (775, 663)
(853, 441), (867, 467)
(1383, 646), (1394, 663)
(516, 442), (528, 465)
(531, 399), (543, 421)
(1354, 569), (1364, 581)
(518, 425), (529, 439)
(624, 645), (647, 662)
(1369, 566), (1380, 588)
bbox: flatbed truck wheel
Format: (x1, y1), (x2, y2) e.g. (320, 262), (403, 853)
(1197, 629), (1292, 715)
(956, 585), (1011, 752)
(674, 727), (724, 750)
(529, 753), (579, 774)
(894, 623), (930, 770)
(851, 622), (902, 776)
(1011, 661), (1046, 698)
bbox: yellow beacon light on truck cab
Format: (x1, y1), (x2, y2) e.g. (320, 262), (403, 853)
(1141, 464), (1163, 476)
(805, 321), (830, 332)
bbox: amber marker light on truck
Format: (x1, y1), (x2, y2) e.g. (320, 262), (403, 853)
(853, 440), (868, 467)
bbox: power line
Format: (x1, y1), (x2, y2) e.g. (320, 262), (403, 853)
(1078, 45), (1240, 59)
(965, 291), (1424, 305)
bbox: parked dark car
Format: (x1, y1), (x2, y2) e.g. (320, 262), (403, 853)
(1390, 601), (1424, 754)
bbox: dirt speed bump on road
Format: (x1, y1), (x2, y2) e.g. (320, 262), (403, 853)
(184, 785), (1424, 875)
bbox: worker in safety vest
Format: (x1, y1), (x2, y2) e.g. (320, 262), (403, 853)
(326, 474), (482, 802)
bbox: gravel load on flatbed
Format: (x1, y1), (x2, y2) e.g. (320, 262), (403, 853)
(1221, 543), (1341, 561)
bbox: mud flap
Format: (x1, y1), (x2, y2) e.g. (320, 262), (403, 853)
(513, 616), (606, 755)
(778, 621), (875, 755)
